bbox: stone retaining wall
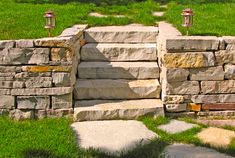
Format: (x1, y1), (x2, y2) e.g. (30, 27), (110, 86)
(158, 22), (235, 117)
(0, 25), (87, 120)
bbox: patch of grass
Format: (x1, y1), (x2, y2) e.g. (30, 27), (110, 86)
(165, 0), (235, 36)
(0, 0), (160, 39)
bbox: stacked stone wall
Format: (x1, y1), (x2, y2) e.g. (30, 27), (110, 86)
(0, 25), (87, 120)
(158, 22), (235, 118)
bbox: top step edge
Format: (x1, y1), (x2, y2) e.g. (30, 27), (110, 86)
(85, 26), (159, 32)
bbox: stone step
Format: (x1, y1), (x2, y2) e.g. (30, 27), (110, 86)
(81, 43), (157, 61)
(74, 99), (164, 121)
(74, 79), (161, 100)
(85, 26), (158, 43)
(78, 62), (159, 79)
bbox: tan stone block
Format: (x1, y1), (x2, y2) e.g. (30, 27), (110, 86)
(163, 52), (215, 68)
(25, 77), (52, 88)
(215, 50), (235, 65)
(34, 36), (76, 47)
(17, 96), (50, 110)
(0, 96), (15, 109)
(201, 80), (235, 94)
(189, 66), (224, 81)
(22, 66), (72, 72)
(165, 104), (187, 112)
(162, 94), (184, 104)
(161, 67), (189, 83)
(225, 64), (235, 79)
(52, 93), (73, 109)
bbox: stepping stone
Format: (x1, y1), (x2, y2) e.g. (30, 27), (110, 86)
(158, 120), (198, 134)
(197, 127), (235, 148)
(71, 120), (158, 156)
(162, 143), (233, 158)
(197, 119), (235, 127)
(153, 12), (164, 17)
(89, 12), (125, 18)
(160, 5), (168, 9)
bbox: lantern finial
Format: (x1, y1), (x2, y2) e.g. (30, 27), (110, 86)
(182, 8), (194, 36)
(44, 10), (56, 37)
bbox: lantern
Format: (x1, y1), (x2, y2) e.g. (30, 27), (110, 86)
(181, 8), (193, 35)
(44, 10), (56, 37)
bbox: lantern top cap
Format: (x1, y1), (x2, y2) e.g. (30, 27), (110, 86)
(44, 10), (56, 17)
(182, 8), (193, 15)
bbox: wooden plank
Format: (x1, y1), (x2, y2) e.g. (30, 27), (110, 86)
(202, 103), (235, 111)
(187, 103), (201, 112)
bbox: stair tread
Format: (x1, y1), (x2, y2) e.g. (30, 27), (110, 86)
(79, 62), (159, 68)
(82, 43), (157, 48)
(85, 26), (158, 32)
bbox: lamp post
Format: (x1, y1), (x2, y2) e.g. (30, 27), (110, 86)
(44, 10), (56, 37)
(182, 8), (193, 36)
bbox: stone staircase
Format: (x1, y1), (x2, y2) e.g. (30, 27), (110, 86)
(74, 25), (164, 121)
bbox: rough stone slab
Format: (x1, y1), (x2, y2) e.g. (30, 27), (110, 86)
(51, 48), (75, 62)
(165, 112), (196, 118)
(52, 72), (71, 87)
(59, 24), (87, 38)
(11, 87), (72, 96)
(215, 50), (235, 65)
(0, 77), (14, 81)
(0, 89), (11, 95)
(9, 109), (34, 121)
(34, 36), (76, 48)
(0, 48), (49, 65)
(74, 99), (164, 121)
(197, 120), (235, 128)
(74, 79), (161, 99)
(161, 67), (189, 83)
(162, 143), (233, 158)
(71, 120), (158, 156)
(190, 66), (224, 81)
(198, 111), (235, 118)
(0, 40), (15, 49)
(225, 64), (235, 79)
(223, 36), (235, 44)
(0, 72), (16, 77)
(51, 93), (73, 109)
(0, 66), (20, 73)
(78, 62), (159, 79)
(16, 40), (34, 48)
(15, 72), (51, 78)
(85, 26), (158, 43)
(25, 77), (52, 88)
(22, 66), (72, 72)
(192, 94), (235, 103)
(201, 80), (235, 94)
(17, 96), (50, 110)
(165, 104), (187, 112)
(158, 120), (197, 134)
(0, 109), (10, 115)
(0, 96), (15, 109)
(0, 81), (13, 88)
(202, 103), (235, 111)
(197, 127), (235, 148)
(162, 94), (184, 104)
(166, 36), (219, 51)
(81, 43), (157, 61)
(162, 81), (200, 95)
(13, 81), (25, 88)
(163, 52), (215, 68)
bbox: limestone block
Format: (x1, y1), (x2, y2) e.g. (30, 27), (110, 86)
(13, 81), (25, 88)
(201, 80), (235, 94)
(17, 96), (50, 110)
(78, 62), (159, 79)
(162, 94), (184, 104)
(190, 66), (224, 81)
(215, 50), (235, 65)
(28, 48), (50, 64)
(0, 66), (20, 73)
(0, 40), (15, 49)
(0, 96), (15, 109)
(192, 94), (235, 103)
(0, 109), (10, 115)
(161, 67), (189, 83)
(9, 109), (34, 121)
(51, 93), (73, 109)
(59, 24), (87, 38)
(225, 64), (235, 79)
(11, 87), (73, 96)
(52, 73), (71, 87)
(0, 77), (14, 81)
(198, 111), (235, 118)
(0, 81), (13, 88)
(74, 79), (161, 99)
(165, 104), (187, 112)
(0, 89), (11, 95)
(34, 36), (76, 47)
(25, 77), (52, 88)
(51, 48), (66, 61)
(163, 52), (215, 68)
(22, 66), (72, 72)
(16, 40), (34, 48)
(166, 36), (219, 51)
(81, 43), (157, 61)
(0, 73), (16, 77)
(15, 72), (51, 78)
(162, 81), (200, 95)
(46, 108), (73, 118)
(85, 26), (158, 43)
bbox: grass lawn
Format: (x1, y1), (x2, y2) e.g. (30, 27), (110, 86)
(1, 115), (235, 158)
(1, 0), (235, 39)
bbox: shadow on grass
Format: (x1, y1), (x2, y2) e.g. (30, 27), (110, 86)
(22, 139), (169, 158)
